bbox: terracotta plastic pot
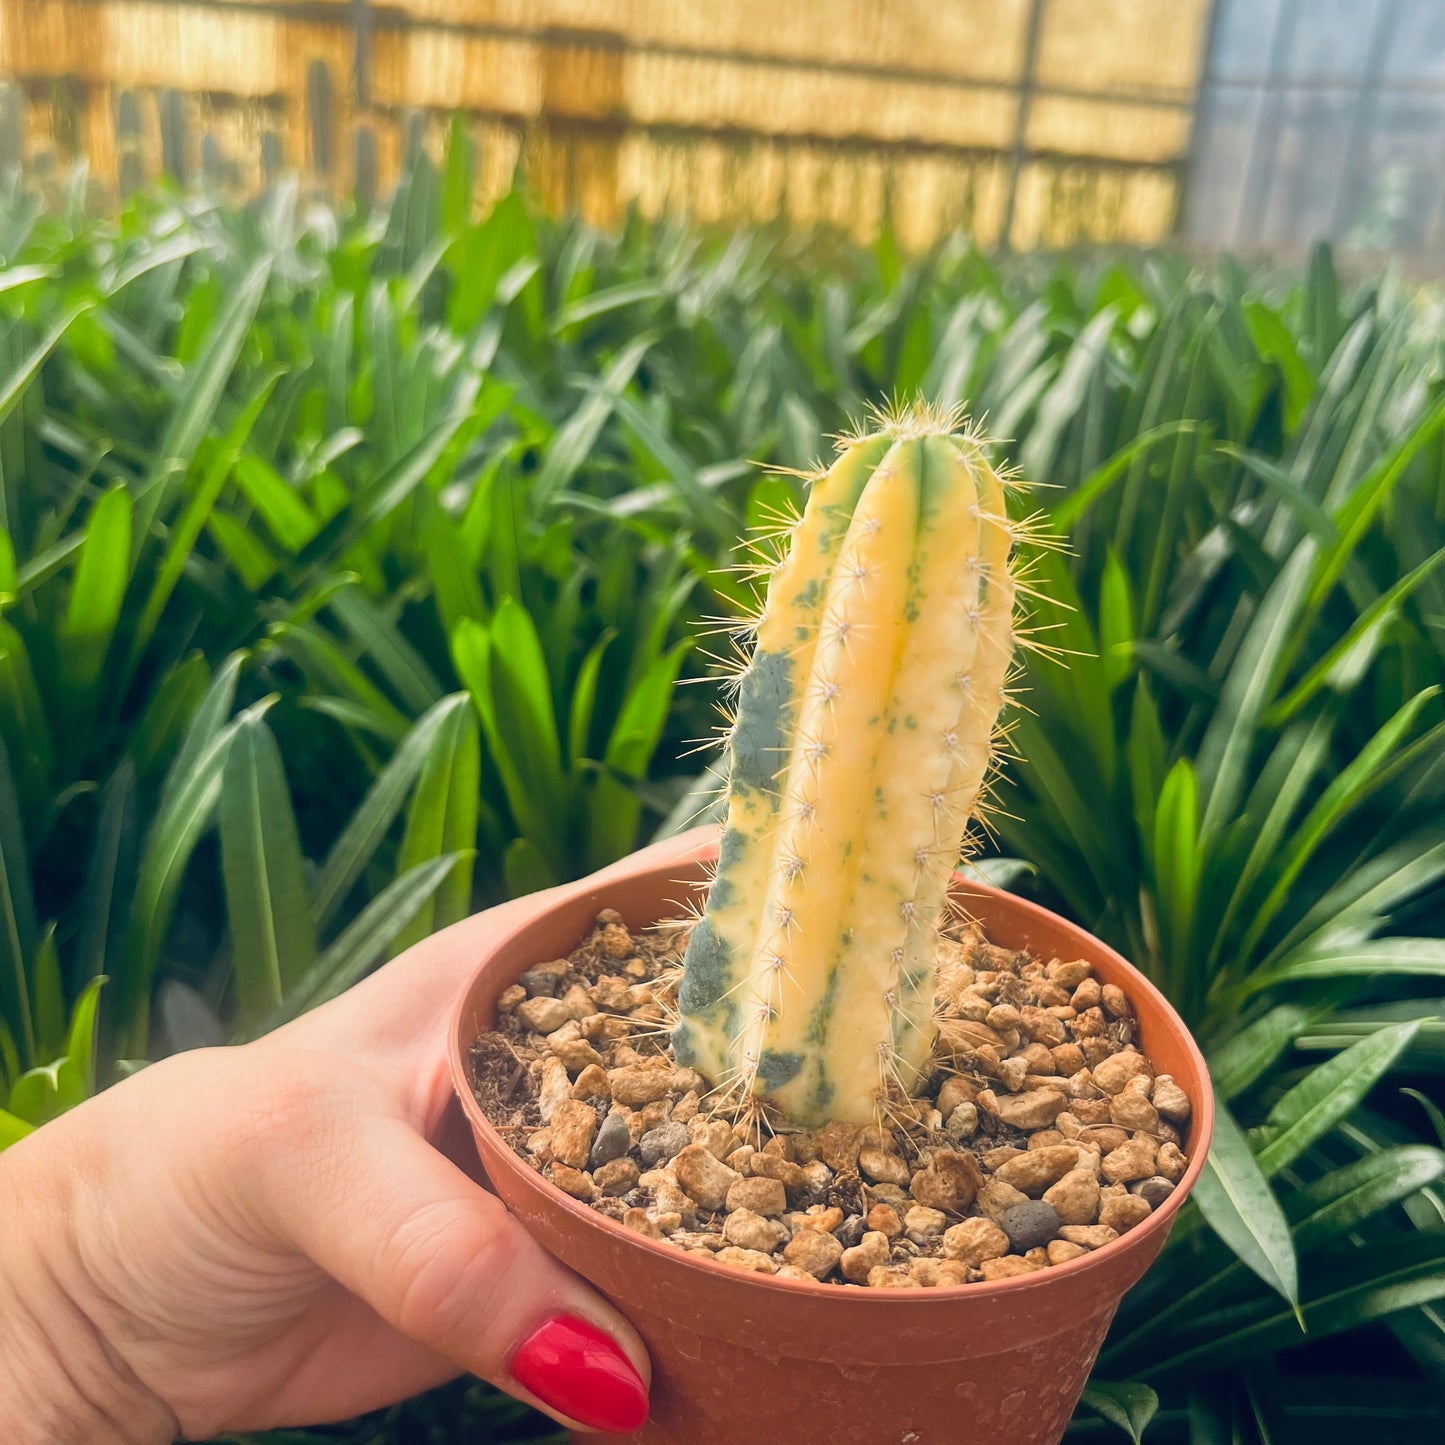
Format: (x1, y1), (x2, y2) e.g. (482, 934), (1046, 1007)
(449, 841), (1213, 1445)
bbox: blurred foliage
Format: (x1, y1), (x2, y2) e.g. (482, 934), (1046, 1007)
(0, 137), (1441, 1441)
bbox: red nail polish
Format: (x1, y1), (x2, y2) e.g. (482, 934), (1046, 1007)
(511, 1313), (649, 1434)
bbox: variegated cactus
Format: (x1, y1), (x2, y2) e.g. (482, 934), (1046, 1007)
(673, 403), (1022, 1126)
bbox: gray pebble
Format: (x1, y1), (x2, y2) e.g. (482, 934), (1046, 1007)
(519, 967), (560, 998)
(589, 1112), (632, 1170)
(1131, 1175), (1176, 1210)
(1001, 1201), (1061, 1253)
(835, 1214), (867, 1250)
(639, 1121), (691, 1169)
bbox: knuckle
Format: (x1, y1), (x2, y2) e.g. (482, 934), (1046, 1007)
(388, 1199), (512, 1349)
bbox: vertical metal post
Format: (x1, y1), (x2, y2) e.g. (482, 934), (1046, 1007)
(352, 0), (372, 107)
(1175, 0), (1225, 241)
(1328, 0), (1400, 239)
(998, 0), (1047, 253)
(307, 59), (334, 179)
(1232, 0), (1299, 248)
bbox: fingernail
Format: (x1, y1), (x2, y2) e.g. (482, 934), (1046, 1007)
(510, 1313), (649, 1434)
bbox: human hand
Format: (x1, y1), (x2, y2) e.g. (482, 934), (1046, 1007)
(0, 827), (716, 1444)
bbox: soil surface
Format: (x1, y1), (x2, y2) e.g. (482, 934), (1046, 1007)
(469, 910), (1191, 1287)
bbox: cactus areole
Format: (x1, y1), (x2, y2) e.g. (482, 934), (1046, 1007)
(674, 404), (1021, 1126)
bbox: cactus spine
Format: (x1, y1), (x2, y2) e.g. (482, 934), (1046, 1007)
(674, 404), (1020, 1126)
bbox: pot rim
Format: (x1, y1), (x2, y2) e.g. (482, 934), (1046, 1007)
(448, 847), (1214, 1307)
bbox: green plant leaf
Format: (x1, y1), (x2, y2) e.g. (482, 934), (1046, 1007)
(119, 698), (262, 1053)
(0, 1108), (34, 1149)
(1098, 549), (1136, 691)
(294, 378), (478, 576)
(219, 713), (317, 1032)
(503, 836), (556, 896)
(0, 736), (39, 1065)
(268, 854), (468, 1027)
(1191, 1093), (1299, 1309)
(1243, 299), (1315, 432)
(0, 527), (16, 603)
(1402, 1090), (1445, 1149)
(1152, 757), (1200, 996)
(1268, 548), (1445, 723)
(31, 923), (64, 1060)
(232, 453), (321, 553)
(1250, 938), (1445, 991)
(133, 257), (272, 545)
(456, 602), (567, 876)
(568, 630), (615, 766)
(1208, 1006), (1312, 1101)
(313, 693), (474, 929)
(55, 975), (107, 1110)
(1291, 1144), (1445, 1252)
(0, 615), (53, 801)
(0, 301), (95, 437)
(132, 373), (282, 664)
(208, 509), (278, 590)
(5, 1061), (62, 1127)
(1255, 1021), (1423, 1178)
(1196, 543), (1314, 842)
(1236, 693), (1442, 960)
(1080, 1381), (1159, 1444)
(1051, 422), (1198, 533)
(268, 620), (410, 744)
(1151, 1233), (1445, 1381)
(390, 697), (480, 952)
(158, 652), (245, 816)
(426, 499), (488, 636)
(329, 586), (443, 714)
(532, 334), (654, 507)
(63, 484), (132, 706)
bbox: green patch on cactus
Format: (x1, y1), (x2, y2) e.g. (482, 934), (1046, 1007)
(707, 874), (736, 910)
(678, 917), (732, 1013)
(806, 970), (841, 1045)
(718, 827), (748, 870)
(792, 577), (824, 610)
(730, 649), (793, 792)
(707, 827), (748, 910)
(755, 1049), (803, 1089)
(671, 1021), (698, 1067)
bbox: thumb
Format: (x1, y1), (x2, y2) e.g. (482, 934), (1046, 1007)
(268, 1113), (651, 1435)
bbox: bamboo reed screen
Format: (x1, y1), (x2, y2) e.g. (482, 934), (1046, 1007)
(0, 0), (1214, 250)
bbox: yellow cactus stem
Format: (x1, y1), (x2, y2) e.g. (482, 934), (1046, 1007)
(674, 401), (1022, 1125)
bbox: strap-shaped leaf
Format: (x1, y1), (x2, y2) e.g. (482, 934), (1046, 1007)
(313, 693), (473, 928)
(1192, 1094), (1299, 1308)
(531, 334), (653, 507)
(62, 484), (132, 711)
(133, 257), (272, 545)
(1255, 1020), (1423, 1178)
(1151, 1232), (1445, 1381)
(1291, 1145), (1445, 1253)
(1250, 938), (1445, 992)
(265, 854), (468, 1029)
(390, 698), (480, 951)
(1196, 542), (1314, 842)
(220, 713), (317, 1031)
(119, 698), (264, 1053)
(0, 736), (38, 1065)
